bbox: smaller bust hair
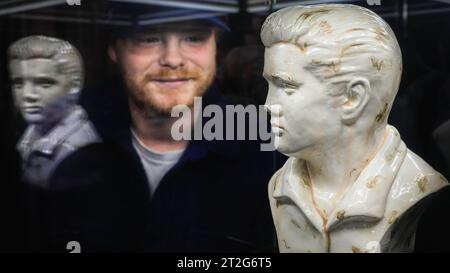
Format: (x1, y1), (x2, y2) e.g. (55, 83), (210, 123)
(260, 4), (402, 119)
(8, 35), (84, 92)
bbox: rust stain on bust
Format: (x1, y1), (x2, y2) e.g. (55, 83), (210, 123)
(352, 246), (366, 253)
(416, 174), (428, 193)
(341, 43), (365, 56)
(388, 210), (398, 225)
(350, 167), (362, 181)
(290, 219), (303, 231)
(375, 28), (390, 41)
(332, 60), (340, 72)
(311, 59), (321, 65)
(323, 60), (341, 79)
(336, 210), (346, 220)
(366, 175), (382, 189)
(375, 103), (388, 123)
(297, 42), (308, 53)
(348, 27), (366, 32)
(276, 200), (281, 208)
(302, 166), (312, 188)
(384, 153), (395, 162)
(319, 20), (332, 34)
(273, 176), (280, 191)
(282, 239), (291, 249)
(371, 57), (384, 71)
(297, 9), (332, 22)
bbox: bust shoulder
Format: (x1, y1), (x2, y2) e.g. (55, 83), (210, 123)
(386, 148), (449, 218)
(61, 107), (101, 150)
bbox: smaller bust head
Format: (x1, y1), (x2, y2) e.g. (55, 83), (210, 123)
(8, 35), (84, 125)
(261, 4), (402, 157)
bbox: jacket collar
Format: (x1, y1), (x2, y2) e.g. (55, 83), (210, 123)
(272, 125), (407, 232)
(17, 106), (88, 159)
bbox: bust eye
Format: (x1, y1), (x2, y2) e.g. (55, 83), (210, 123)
(12, 79), (23, 89)
(277, 81), (298, 94)
(39, 83), (53, 89)
(35, 78), (57, 89)
(13, 83), (24, 89)
(283, 88), (295, 95)
(280, 82), (296, 89)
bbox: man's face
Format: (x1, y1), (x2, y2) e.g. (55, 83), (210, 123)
(263, 43), (342, 157)
(109, 25), (217, 115)
(9, 58), (73, 124)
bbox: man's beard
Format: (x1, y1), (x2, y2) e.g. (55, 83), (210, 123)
(123, 67), (215, 118)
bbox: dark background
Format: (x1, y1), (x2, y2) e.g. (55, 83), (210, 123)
(1, 0), (449, 252)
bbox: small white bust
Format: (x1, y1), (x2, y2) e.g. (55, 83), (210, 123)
(261, 4), (449, 253)
(9, 36), (100, 188)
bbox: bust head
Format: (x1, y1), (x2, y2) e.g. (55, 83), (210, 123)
(261, 4), (402, 157)
(8, 35), (84, 125)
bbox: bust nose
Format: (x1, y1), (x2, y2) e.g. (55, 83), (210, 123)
(23, 82), (40, 102)
(264, 104), (282, 116)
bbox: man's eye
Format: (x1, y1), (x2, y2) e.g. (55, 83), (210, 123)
(134, 36), (160, 45)
(184, 34), (209, 44)
(143, 37), (160, 43)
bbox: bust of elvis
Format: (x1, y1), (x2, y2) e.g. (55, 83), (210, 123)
(261, 4), (449, 253)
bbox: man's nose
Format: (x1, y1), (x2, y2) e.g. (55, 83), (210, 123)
(159, 38), (185, 69)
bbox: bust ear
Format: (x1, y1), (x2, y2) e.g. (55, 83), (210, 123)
(69, 76), (82, 95)
(68, 86), (80, 95)
(341, 77), (370, 125)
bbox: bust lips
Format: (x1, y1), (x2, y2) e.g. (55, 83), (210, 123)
(24, 106), (43, 113)
(270, 125), (284, 136)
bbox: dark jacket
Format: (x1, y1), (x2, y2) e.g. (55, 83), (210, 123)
(31, 79), (284, 252)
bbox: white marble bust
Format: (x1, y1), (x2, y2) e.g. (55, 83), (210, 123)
(261, 4), (449, 253)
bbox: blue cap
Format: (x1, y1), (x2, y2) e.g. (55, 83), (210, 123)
(104, 3), (231, 37)
(135, 8), (231, 32)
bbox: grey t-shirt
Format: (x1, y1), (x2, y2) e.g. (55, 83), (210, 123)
(131, 130), (185, 197)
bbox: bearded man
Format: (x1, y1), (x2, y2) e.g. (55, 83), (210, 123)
(53, 11), (280, 252)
